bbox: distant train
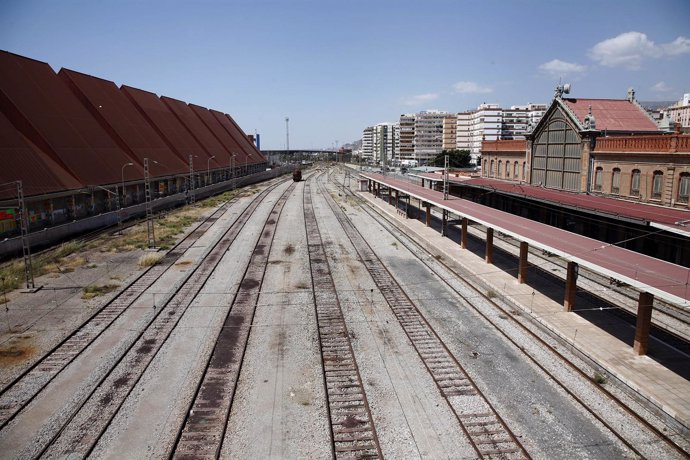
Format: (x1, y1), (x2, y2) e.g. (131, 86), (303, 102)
(292, 168), (302, 182)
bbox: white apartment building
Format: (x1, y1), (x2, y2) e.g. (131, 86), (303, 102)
(502, 104), (547, 139)
(361, 126), (374, 162)
(399, 114), (416, 162)
(362, 123), (399, 165)
(373, 122), (399, 165)
(665, 93), (690, 128)
(448, 103), (546, 163)
(469, 104), (503, 153)
(397, 111), (448, 165)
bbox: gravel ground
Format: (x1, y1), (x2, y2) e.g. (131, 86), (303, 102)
(222, 181), (331, 459)
(339, 169), (688, 459)
(0, 169), (687, 459)
(89, 191), (265, 458)
(313, 180), (477, 459)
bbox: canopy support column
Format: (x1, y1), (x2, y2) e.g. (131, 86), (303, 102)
(485, 228), (494, 263)
(518, 242), (529, 284)
(634, 292), (654, 355)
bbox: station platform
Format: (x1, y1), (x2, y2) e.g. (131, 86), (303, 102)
(356, 174), (690, 432)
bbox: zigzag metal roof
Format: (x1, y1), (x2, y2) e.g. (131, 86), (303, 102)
(59, 69), (185, 177)
(0, 51), (137, 187)
(0, 50), (265, 199)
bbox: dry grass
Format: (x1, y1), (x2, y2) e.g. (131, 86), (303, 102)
(138, 253), (164, 267)
(81, 283), (120, 300)
(283, 244), (295, 255)
(0, 190), (230, 294)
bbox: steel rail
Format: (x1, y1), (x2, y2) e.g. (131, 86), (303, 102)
(170, 180), (297, 459)
(0, 197), (238, 430)
(338, 169), (690, 458)
(29, 180), (288, 458)
(319, 173), (529, 460)
(303, 174), (382, 459)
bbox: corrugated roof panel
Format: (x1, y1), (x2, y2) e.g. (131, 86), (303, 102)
(563, 98), (659, 133)
(188, 104), (250, 167)
(463, 177), (689, 228)
(121, 85), (207, 169)
(0, 51), (138, 186)
(59, 69), (186, 177)
(0, 110), (83, 199)
(160, 97), (223, 168)
(212, 110), (266, 165)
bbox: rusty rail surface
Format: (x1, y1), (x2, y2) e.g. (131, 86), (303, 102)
(304, 177), (382, 459)
(0, 200), (235, 430)
(171, 181), (296, 459)
(34, 182), (287, 458)
(338, 168), (690, 459)
(319, 175), (530, 460)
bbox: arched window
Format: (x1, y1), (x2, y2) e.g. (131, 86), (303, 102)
(514, 161), (519, 179)
(483, 159), (488, 176)
(594, 167), (603, 191)
(679, 172), (690, 203)
(611, 168), (621, 194)
(505, 161), (510, 178)
(522, 162), (526, 181)
(630, 169), (641, 196)
(498, 160), (502, 178)
(490, 160), (495, 177)
(652, 171), (663, 198)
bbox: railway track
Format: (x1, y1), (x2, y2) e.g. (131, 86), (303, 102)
(333, 169), (690, 458)
(170, 180), (297, 459)
(0, 179), (288, 458)
(303, 176), (382, 459)
(0, 196), (239, 429)
(406, 182), (690, 344)
(318, 174), (529, 459)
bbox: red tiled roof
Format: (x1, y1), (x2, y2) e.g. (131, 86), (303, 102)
(562, 98), (659, 133)
(160, 97), (224, 168)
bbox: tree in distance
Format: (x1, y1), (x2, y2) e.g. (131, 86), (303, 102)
(432, 149), (472, 168)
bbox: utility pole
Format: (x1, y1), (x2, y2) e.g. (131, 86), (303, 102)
(144, 158), (156, 249)
(443, 154), (449, 200)
(188, 155), (196, 204)
(17, 181), (34, 289)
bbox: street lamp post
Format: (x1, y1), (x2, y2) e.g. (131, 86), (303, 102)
(245, 152), (253, 175)
(144, 158), (159, 248)
(231, 153), (237, 189)
(207, 155), (216, 185)
(121, 162), (133, 206)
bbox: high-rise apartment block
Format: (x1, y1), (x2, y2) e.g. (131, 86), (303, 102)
(361, 122), (399, 165)
(388, 104), (546, 166)
(399, 114), (415, 161)
(447, 103), (546, 163)
(361, 126), (375, 162)
(397, 110), (449, 165)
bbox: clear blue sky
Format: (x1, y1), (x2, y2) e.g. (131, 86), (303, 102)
(1, 0), (689, 149)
